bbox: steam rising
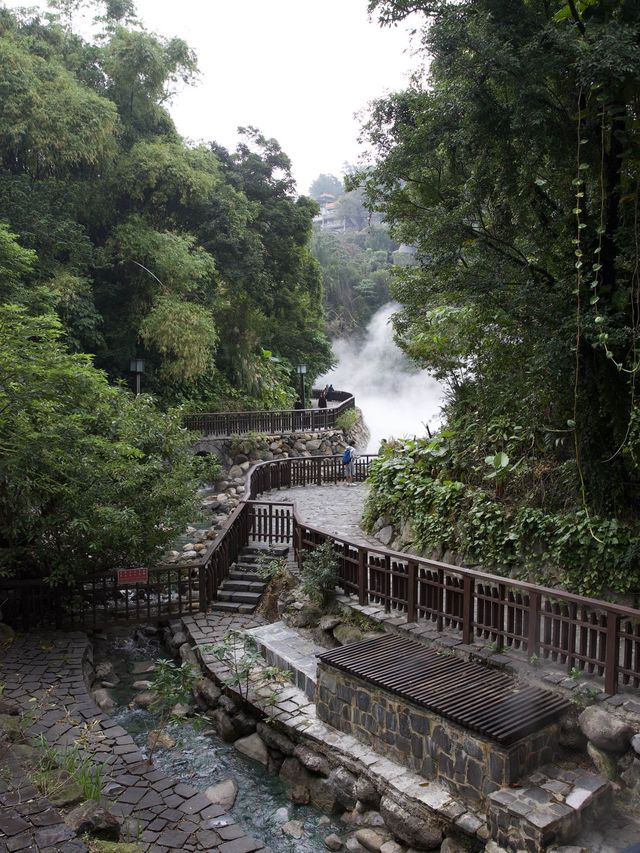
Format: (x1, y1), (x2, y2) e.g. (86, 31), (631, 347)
(320, 303), (443, 452)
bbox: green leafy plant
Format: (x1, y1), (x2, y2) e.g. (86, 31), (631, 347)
(336, 409), (358, 433)
(148, 658), (196, 763)
(301, 540), (339, 606)
(207, 631), (290, 701)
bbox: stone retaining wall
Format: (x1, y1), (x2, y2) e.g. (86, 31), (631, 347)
(316, 662), (558, 803)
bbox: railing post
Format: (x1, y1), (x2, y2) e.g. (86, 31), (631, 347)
(462, 575), (474, 644)
(358, 548), (368, 605)
(605, 612), (619, 695)
(198, 564), (207, 611)
(527, 590), (540, 659)
(316, 458), (322, 486)
(407, 561), (417, 624)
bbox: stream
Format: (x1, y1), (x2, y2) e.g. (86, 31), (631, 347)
(98, 631), (345, 853)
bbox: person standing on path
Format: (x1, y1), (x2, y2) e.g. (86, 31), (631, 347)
(342, 445), (356, 484)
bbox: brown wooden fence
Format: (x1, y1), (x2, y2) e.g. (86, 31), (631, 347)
(183, 390), (355, 435)
(242, 456), (640, 695)
(3, 450), (639, 694)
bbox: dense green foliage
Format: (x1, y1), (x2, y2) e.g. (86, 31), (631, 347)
(0, 305), (201, 584)
(309, 171), (398, 334)
(364, 437), (640, 598)
(0, 3), (332, 409)
(353, 0), (640, 594)
(358, 0), (640, 515)
(312, 224), (397, 335)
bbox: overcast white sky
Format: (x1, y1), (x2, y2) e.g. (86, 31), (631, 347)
(3, 0), (423, 194)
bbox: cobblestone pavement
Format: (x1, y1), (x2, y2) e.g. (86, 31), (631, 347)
(259, 483), (380, 547)
(0, 632), (269, 853)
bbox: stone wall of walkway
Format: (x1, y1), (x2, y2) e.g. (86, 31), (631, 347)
(0, 632), (269, 853)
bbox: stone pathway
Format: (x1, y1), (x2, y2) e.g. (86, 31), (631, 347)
(259, 483), (380, 548)
(0, 631), (269, 853)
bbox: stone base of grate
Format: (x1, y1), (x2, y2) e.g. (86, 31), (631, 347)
(488, 763), (611, 852)
(245, 621), (320, 699)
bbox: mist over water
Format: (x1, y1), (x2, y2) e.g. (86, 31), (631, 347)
(320, 303), (443, 452)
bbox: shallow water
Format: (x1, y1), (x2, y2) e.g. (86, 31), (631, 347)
(101, 633), (344, 852)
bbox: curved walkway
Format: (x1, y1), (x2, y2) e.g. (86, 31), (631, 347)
(260, 482), (379, 547)
(0, 631), (268, 853)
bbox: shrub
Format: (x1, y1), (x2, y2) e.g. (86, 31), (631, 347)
(301, 540), (339, 606)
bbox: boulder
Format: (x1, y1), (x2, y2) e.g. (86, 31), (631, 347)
(211, 708), (238, 742)
(280, 756), (308, 784)
(354, 776), (380, 808)
(256, 721), (295, 755)
(294, 744), (330, 776)
(558, 716), (587, 751)
(355, 829), (389, 852)
(218, 695), (238, 715)
(310, 775), (340, 813)
(65, 801), (120, 840)
(205, 778), (238, 810)
(194, 678), (222, 709)
(132, 680), (153, 690)
(439, 838), (473, 853)
(234, 732), (269, 766)
(95, 661), (119, 685)
(92, 688), (115, 714)
(333, 624), (368, 647)
(319, 615), (343, 632)
(379, 795), (442, 850)
(231, 711), (257, 738)
(579, 706), (634, 752)
(131, 661), (155, 675)
(171, 702), (191, 718)
(306, 440), (322, 452)
(272, 807), (290, 824)
(327, 767), (358, 810)
(46, 771), (83, 807)
(621, 757), (640, 788)
(325, 834), (344, 850)
(379, 843), (404, 853)
(179, 643), (198, 667)
(292, 784), (310, 804)
(377, 526), (394, 546)
(341, 810), (386, 828)
(229, 466), (244, 479)
(283, 820), (305, 839)
(632, 733), (640, 755)
(587, 742), (618, 779)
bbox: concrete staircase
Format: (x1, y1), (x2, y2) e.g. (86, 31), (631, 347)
(211, 544), (289, 614)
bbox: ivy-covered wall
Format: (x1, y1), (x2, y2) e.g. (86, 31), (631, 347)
(363, 439), (640, 601)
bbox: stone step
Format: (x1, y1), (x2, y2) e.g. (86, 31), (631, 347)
(243, 544), (289, 558)
(222, 579), (265, 593)
(210, 601), (242, 613)
(228, 570), (262, 583)
(235, 560), (270, 571)
(244, 621), (322, 699)
(216, 590), (262, 604)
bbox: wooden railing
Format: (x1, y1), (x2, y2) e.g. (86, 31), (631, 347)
(184, 389), (355, 435)
(4, 449), (639, 694)
(243, 456), (640, 695)
(0, 500), (294, 632)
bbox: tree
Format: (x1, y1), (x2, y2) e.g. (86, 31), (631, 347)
(0, 306), (200, 585)
(357, 0), (640, 517)
(309, 173), (344, 199)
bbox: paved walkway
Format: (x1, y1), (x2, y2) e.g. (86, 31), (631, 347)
(260, 482), (380, 547)
(0, 632), (269, 853)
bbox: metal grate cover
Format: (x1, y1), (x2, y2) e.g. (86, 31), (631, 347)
(317, 633), (570, 746)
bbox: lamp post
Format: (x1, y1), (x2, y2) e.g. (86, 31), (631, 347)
(296, 364), (307, 409)
(129, 357), (145, 396)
